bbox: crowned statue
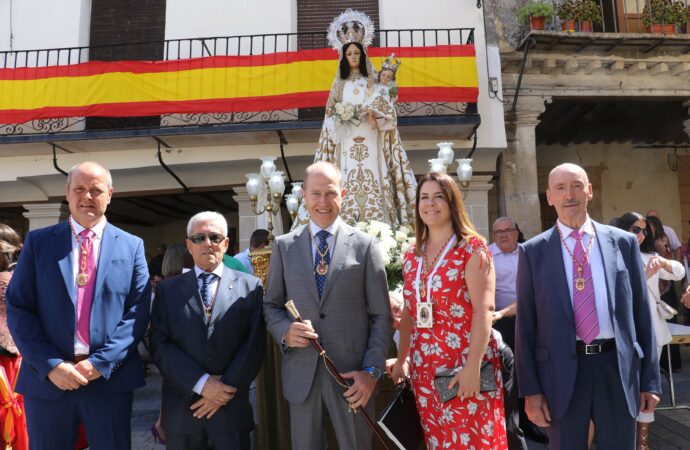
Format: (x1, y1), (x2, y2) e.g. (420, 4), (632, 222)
(294, 9), (417, 229)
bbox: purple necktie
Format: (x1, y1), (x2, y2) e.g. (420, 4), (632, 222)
(570, 230), (599, 344)
(76, 229), (96, 346)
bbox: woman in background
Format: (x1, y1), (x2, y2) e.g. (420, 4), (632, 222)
(616, 212), (684, 450)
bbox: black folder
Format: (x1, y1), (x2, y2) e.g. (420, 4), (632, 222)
(376, 380), (424, 450)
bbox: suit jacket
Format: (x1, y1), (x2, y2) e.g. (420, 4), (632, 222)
(515, 221), (661, 420)
(263, 222), (392, 404)
(6, 220), (151, 400)
(150, 267), (266, 434)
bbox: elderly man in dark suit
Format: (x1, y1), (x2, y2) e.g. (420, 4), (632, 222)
(264, 161), (391, 450)
(151, 211), (265, 450)
(516, 163), (660, 450)
(7, 161), (150, 450)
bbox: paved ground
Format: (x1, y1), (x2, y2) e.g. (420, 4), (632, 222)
(131, 348), (690, 450)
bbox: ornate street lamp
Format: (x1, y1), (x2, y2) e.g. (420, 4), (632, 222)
(245, 156), (286, 242)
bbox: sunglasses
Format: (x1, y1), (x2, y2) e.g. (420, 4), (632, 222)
(188, 233), (226, 245)
(630, 226), (647, 236)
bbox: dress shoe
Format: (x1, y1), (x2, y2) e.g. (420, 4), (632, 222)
(522, 423), (549, 444)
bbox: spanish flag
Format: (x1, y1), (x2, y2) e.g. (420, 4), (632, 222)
(0, 45), (478, 124)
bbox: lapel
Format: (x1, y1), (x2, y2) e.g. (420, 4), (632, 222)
(543, 226), (575, 322)
(209, 266), (239, 325)
(54, 221), (76, 305)
(320, 224), (354, 304)
(179, 270), (205, 320)
(296, 226), (321, 304)
(592, 221), (617, 317)
(94, 223), (117, 300)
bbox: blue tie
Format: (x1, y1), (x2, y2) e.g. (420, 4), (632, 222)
(198, 272), (216, 307)
(314, 230), (331, 299)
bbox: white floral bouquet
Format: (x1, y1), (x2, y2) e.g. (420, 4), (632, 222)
(354, 220), (415, 291)
(333, 101), (362, 126)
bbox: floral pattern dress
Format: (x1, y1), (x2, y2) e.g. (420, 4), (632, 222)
(402, 237), (508, 450)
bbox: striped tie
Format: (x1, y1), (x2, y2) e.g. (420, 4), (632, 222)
(571, 230), (599, 344)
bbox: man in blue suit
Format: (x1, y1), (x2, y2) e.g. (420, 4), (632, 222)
(150, 211), (265, 450)
(7, 161), (150, 450)
(515, 163), (660, 450)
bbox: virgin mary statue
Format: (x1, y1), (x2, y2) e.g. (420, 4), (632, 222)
(294, 9), (417, 229)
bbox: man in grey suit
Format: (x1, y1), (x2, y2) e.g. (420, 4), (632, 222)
(264, 161), (391, 450)
(151, 211), (266, 450)
(515, 163), (660, 450)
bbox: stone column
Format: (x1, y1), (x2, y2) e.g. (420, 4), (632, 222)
(461, 175), (494, 240)
(683, 99), (690, 140)
(500, 96), (549, 239)
(22, 203), (68, 231)
(233, 187), (284, 251)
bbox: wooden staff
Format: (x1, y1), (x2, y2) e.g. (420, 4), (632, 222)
(285, 300), (391, 450)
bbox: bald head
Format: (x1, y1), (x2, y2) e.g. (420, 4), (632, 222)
(304, 161), (342, 189)
(65, 161), (113, 228)
(547, 163), (589, 189)
(67, 162), (113, 189)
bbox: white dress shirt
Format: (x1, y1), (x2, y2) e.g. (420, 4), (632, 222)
(556, 219), (614, 340)
(192, 263), (224, 394)
(70, 216), (107, 355)
(663, 225), (681, 251)
(488, 242), (519, 311)
(234, 248), (254, 275)
(641, 252), (685, 348)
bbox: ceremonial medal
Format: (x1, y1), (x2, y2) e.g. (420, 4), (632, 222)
(575, 277), (585, 291)
(353, 87), (360, 95)
(416, 302), (433, 328)
(77, 273), (89, 286)
(419, 283), (426, 300)
(316, 261), (329, 276)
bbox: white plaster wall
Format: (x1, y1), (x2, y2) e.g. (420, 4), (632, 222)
(379, 0), (507, 151)
(165, 0), (296, 57)
(538, 142), (682, 235)
(0, 0), (91, 61)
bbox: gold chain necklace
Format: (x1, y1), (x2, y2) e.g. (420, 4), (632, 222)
(68, 217), (93, 287)
(420, 233), (455, 299)
(556, 225), (595, 292)
(309, 227), (340, 276)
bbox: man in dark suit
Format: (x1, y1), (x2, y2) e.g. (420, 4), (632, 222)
(264, 161), (391, 450)
(151, 211), (265, 450)
(515, 163), (661, 450)
(7, 161), (150, 450)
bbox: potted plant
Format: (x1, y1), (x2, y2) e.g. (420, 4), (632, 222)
(641, 0), (675, 34)
(669, 1), (688, 33)
(574, 0), (603, 32)
(517, 1), (556, 31)
(685, 4), (690, 34)
(557, 1), (577, 32)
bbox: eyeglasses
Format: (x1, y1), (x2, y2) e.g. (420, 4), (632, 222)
(493, 228), (516, 235)
(188, 233), (225, 245)
(630, 226), (647, 236)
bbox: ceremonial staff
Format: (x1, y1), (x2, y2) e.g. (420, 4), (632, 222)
(285, 300), (391, 450)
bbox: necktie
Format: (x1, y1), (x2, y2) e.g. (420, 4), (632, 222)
(314, 230), (331, 299)
(199, 272), (216, 308)
(76, 229), (96, 346)
(570, 230), (599, 344)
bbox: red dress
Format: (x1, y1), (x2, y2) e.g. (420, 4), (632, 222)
(402, 236), (508, 450)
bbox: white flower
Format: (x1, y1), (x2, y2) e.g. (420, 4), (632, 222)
(401, 241), (410, 254)
(340, 110), (353, 121)
(354, 221), (367, 231)
(381, 251), (391, 265)
(399, 225), (411, 236)
(335, 103), (345, 115)
(450, 303), (464, 317)
(446, 268), (459, 281)
(460, 433), (470, 446)
(395, 230), (408, 243)
(445, 332), (461, 349)
(407, 237), (416, 245)
(467, 401), (478, 415)
(381, 235), (397, 251)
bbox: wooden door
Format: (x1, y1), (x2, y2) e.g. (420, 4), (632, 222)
(615, 0), (649, 33)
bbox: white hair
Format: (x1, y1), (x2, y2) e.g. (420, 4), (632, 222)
(187, 211), (228, 237)
(492, 216), (517, 231)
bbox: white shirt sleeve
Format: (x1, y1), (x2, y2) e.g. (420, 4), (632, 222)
(193, 373), (210, 395)
(665, 225), (681, 251)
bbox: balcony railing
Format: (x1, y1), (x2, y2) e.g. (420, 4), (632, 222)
(542, 0), (690, 34)
(0, 28), (476, 137)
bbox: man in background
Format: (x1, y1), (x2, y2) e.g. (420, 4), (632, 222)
(234, 229), (270, 275)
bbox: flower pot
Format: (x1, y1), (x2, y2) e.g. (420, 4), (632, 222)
(662, 24), (676, 34)
(562, 19), (576, 32)
(580, 21), (593, 32)
(530, 16), (545, 31)
(650, 23), (663, 33)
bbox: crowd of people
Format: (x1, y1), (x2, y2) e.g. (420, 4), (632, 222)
(2, 7), (690, 450)
(0, 158), (688, 450)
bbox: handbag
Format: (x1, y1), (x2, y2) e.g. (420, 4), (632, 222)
(377, 379), (424, 450)
(434, 361), (497, 403)
(648, 280), (678, 320)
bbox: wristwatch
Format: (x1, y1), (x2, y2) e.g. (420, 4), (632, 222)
(363, 366), (383, 381)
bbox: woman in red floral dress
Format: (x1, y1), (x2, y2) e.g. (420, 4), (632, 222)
(389, 172), (508, 449)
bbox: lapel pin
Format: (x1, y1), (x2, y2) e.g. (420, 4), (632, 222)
(228, 284), (233, 290)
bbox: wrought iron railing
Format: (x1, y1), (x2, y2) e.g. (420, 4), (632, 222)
(542, 0), (690, 34)
(0, 28), (476, 136)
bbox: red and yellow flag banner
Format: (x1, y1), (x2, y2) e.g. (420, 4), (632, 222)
(0, 45), (478, 124)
